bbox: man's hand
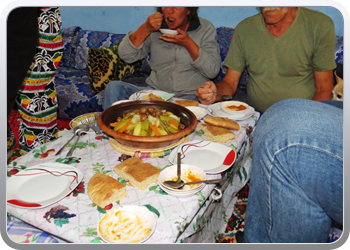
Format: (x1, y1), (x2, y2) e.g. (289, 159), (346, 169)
(196, 81), (217, 105)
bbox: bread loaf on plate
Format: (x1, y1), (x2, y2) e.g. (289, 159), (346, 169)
(199, 123), (235, 143)
(203, 116), (240, 130)
(88, 172), (127, 208)
(114, 158), (161, 190)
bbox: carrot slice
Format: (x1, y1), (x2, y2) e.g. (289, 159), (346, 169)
(110, 121), (120, 127)
(150, 125), (161, 136)
(168, 119), (178, 129)
(118, 120), (133, 133)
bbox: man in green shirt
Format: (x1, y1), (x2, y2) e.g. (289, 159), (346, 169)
(196, 7), (336, 113)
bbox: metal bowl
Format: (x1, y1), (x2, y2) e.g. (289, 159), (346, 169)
(98, 101), (197, 149)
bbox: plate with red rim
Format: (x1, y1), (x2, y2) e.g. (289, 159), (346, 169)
(168, 140), (236, 174)
(7, 163), (83, 209)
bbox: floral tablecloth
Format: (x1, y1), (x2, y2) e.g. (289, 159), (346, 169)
(6, 111), (260, 244)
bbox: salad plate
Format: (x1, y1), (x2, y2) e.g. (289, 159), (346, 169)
(129, 90), (175, 101)
(207, 103), (255, 120)
(169, 140), (236, 174)
(7, 163), (83, 209)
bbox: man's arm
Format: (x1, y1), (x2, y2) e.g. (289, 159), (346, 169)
(312, 70), (334, 101)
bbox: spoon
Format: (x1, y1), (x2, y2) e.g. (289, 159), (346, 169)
(55, 124), (90, 156)
(66, 124), (90, 157)
(199, 86), (232, 101)
(163, 153), (184, 187)
(164, 178), (222, 189)
(212, 91), (232, 101)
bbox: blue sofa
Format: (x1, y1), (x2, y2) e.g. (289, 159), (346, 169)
(55, 26), (343, 120)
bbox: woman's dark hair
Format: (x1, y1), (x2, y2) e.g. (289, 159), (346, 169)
(156, 7), (199, 20)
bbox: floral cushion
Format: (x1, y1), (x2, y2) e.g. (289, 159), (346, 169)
(87, 45), (139, 92)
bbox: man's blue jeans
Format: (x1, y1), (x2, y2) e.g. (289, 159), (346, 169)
(244, 98), (343, 243)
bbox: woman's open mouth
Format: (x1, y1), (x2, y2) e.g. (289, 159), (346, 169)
(167, 16), (175, 24)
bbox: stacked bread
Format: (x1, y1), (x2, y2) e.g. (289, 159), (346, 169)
(87, 158), (161, 207)
(199, 116), (240, 143)
(114, 158), (161, 190)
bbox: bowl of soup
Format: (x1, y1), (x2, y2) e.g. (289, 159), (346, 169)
(219, 101), (249, 116)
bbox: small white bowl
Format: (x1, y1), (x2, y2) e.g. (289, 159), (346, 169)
(158, 164), (206, 191)
(186, 106), (208, 120)
(220, 101), (249, 116)
(159, 29), (178, 35)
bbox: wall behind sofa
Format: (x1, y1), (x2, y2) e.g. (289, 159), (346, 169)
(59, 6), (344, 36)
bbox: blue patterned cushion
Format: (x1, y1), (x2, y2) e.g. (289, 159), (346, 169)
(212, 27), (249, 86)
(72, 30), (126, 70)
(335, 36), (343, 64)
(55, 66), (95, 120)
(60, 26), (82, 67)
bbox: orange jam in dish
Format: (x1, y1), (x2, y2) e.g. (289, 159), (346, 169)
(226, 104), (247, 111)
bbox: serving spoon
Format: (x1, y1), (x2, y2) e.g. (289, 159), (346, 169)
(163, 153), (184, 187)
(55, 124), (90, 156)
(164, 178), (222, 189)
(66, 124), (90, 157)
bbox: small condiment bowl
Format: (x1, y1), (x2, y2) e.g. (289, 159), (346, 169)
(159, 29), (178, 35)
(220, 101), (249, 116)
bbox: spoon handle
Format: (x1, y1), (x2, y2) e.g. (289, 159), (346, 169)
(66, 134), (81, 157)
(177, 152), (181, 180)
(55, 133), (76, 156)
(185, 178), (222, 186)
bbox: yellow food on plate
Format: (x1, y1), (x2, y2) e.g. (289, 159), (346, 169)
(143, 93), (164, 101)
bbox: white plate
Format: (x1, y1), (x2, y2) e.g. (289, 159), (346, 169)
(111, 100), (132, 106)
(207, 103), (255, 120)
(169, 140), (236, 174)
(7, 163), (84, 209)
(69, 112), (101, 132)
(159, 184), (205, 198)
(185, 106), (208, 120)
(159, 29), (178, 35)
(98, 205), (157, 243)
(129, 90), (175, 101)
